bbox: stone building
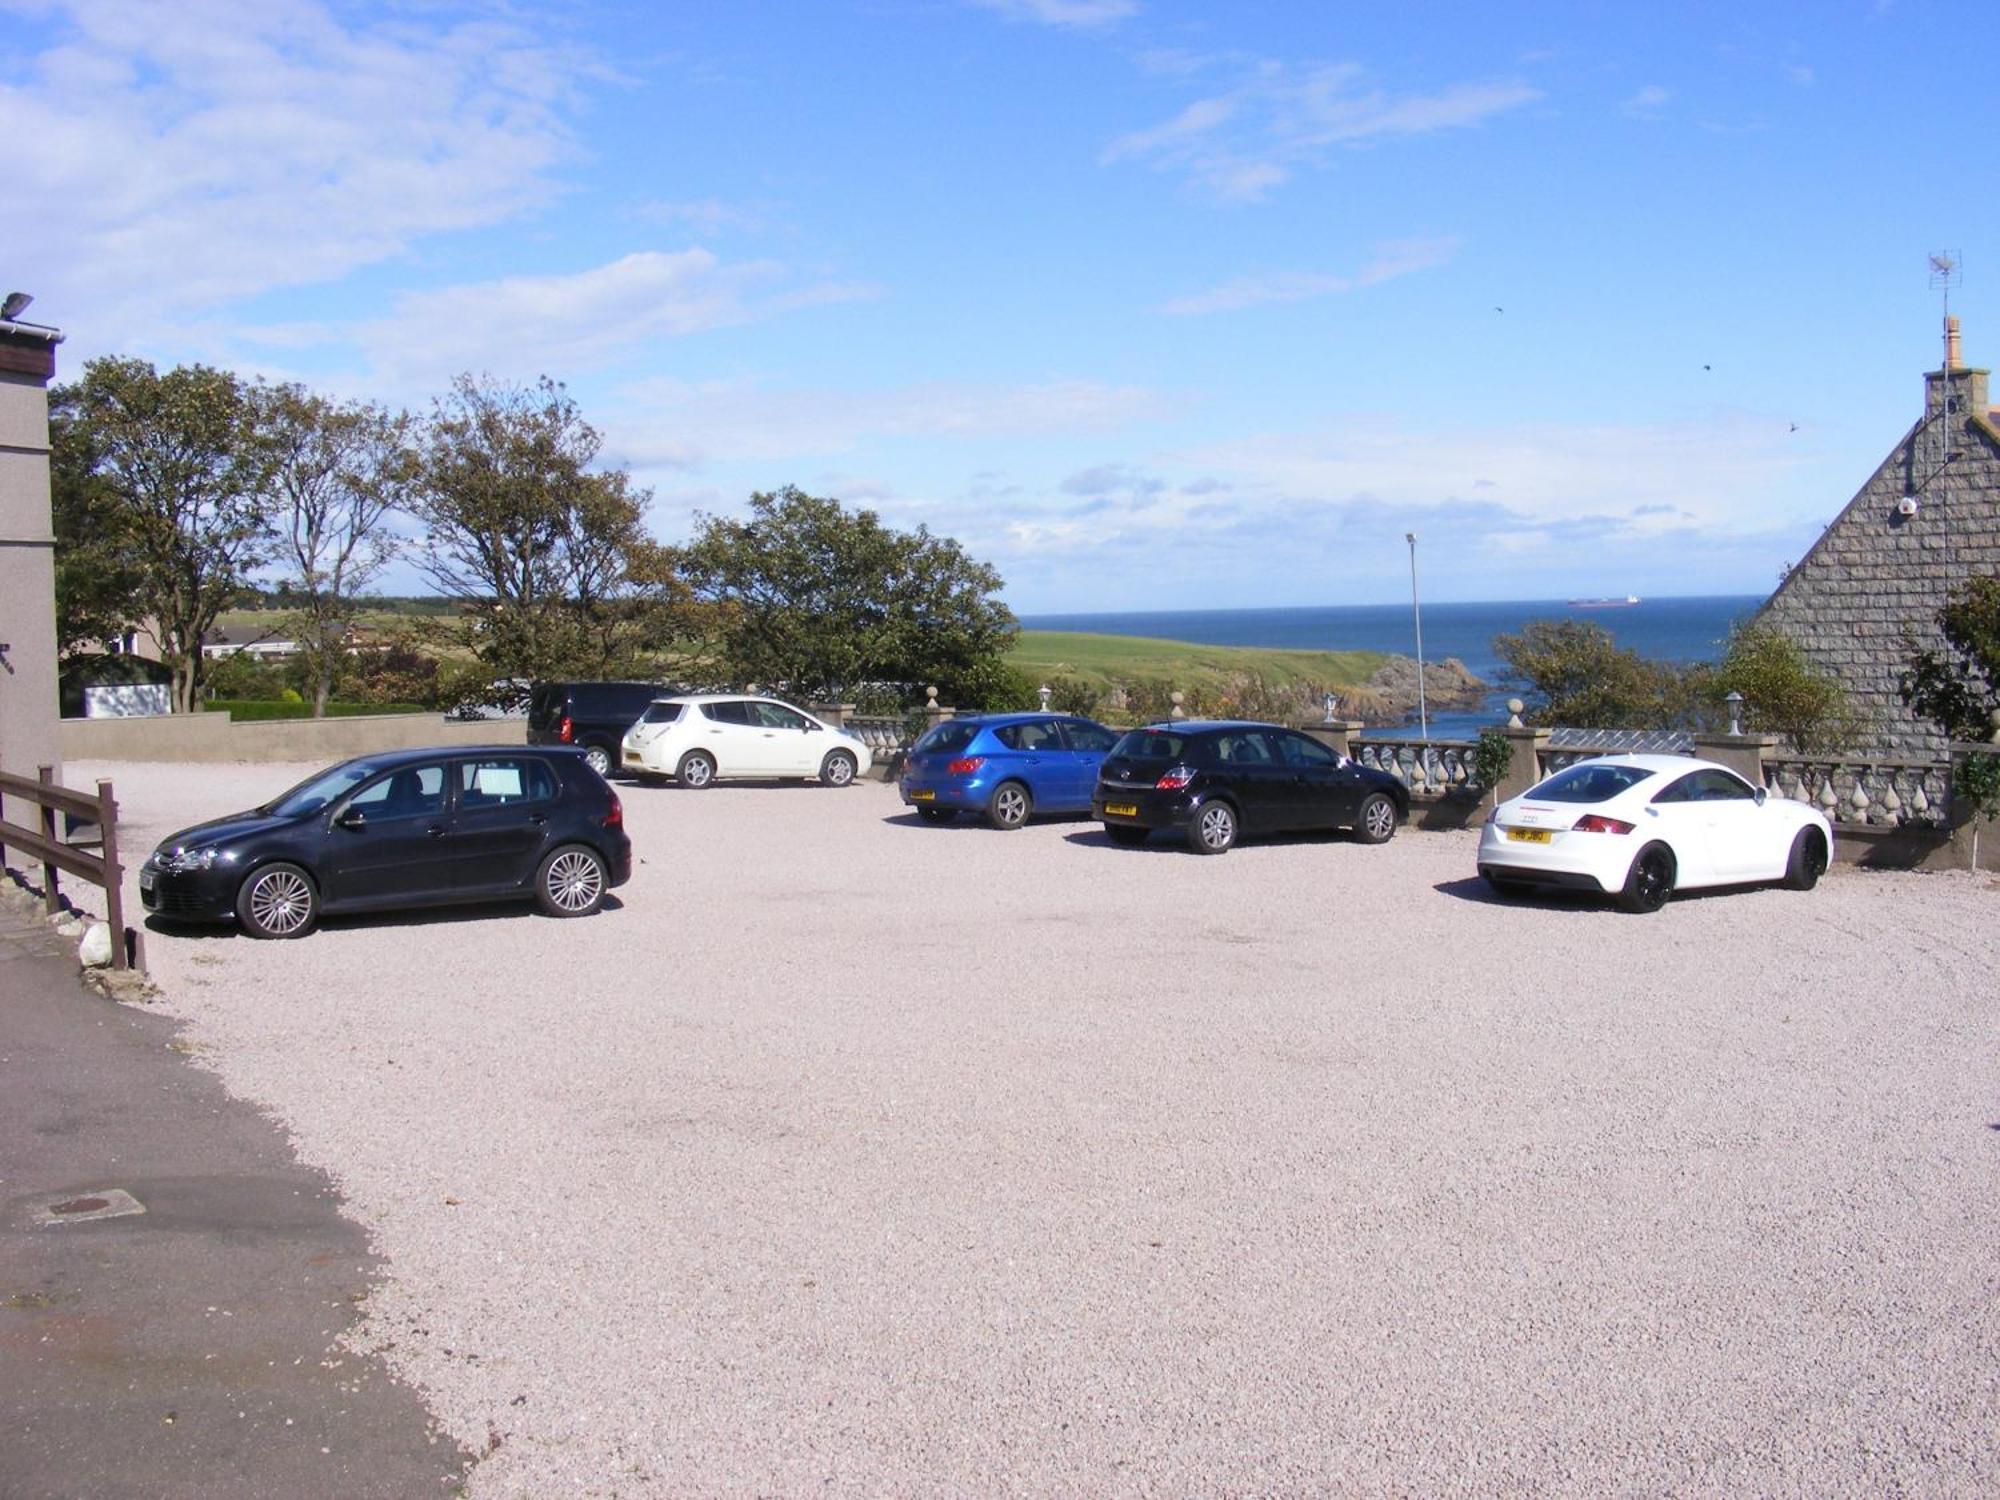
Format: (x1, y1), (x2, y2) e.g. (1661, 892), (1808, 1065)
(1756, 318), (2000, 758)
(0, 298), (64, 795)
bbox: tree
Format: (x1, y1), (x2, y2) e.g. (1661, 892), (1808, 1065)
(55, 359), (274, 711)
(1902, 575), (2000, 838)
(1494, 619), (1691, 729)
(1712, 623), (1861, 752)
(261, 386), (410, 715)
(48, 384), (146, 655)
(403, 374), (668, 681)
(676, 486), (1017, 700)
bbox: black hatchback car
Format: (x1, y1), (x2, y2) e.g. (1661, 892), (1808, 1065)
(139, 746), (633, 938)
(1093, 720), (1409, 854)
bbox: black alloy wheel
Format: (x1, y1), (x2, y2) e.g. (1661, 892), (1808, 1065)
(1619, 844), (1676, 914)
(1784, 827), (1829, 891)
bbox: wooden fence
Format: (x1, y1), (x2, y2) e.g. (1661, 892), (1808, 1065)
(0, 764), (142, 971)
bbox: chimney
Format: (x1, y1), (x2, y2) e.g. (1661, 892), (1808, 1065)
(1926, 316), (1989, 420)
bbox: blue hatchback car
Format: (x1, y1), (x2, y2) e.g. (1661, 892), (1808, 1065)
(899, 713), (1122, 829)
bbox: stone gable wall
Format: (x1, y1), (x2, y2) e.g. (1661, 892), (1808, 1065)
(1757, 377), (2000, 758)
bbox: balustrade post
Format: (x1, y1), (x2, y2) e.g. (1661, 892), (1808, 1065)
(809, 702), (853, 728)
(1692, 730), (1778, 789)
(1294, 719), (1365, 757)
(1498, 704), (1548, 803)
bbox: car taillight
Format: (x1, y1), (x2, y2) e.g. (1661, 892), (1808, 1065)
(947, 757), (985, 775)
(604, 793), (623, 830)
(1156, 765), (1195, 790)
(1571, 813), (1634, 835)
(558, 715), (574, 743)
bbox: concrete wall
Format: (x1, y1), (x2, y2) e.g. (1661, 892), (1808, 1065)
(0, 340), (63, 817)
(62, 711), (527, 764)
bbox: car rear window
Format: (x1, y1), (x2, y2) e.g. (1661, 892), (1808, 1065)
(639, 701), (684, 725)
(527, 685), (567, 730)
(1527, 762), (1657, 803)
(914, 721), (979, 754)
(1111, 729), (1190, 762)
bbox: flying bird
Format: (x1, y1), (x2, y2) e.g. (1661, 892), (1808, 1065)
(1702, 364), (1712, 371)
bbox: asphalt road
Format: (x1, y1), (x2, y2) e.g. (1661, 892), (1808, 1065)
(0, 881), (466, 1500)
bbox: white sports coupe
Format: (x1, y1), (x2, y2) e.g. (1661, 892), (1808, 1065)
(1476, 754), (1833, 913)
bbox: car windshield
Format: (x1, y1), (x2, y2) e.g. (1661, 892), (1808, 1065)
(261, 760), (387, 818)
(1526, 762), (1658, 803)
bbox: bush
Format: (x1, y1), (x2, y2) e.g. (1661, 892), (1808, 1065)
(206, 699), (427, 721)
(1713, 624), (1861, 752)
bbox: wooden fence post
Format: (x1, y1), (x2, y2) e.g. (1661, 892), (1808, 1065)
(96, 779), (131, 972)
(37, 765), (60, 916)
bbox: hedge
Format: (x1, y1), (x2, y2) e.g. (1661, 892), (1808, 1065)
(203, 700), (429, 722)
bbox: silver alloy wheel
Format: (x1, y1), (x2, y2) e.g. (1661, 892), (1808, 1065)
(1362, 794), (1396, 842)
(544, 849), (604, 913)
(822, 751), (856, 787)
(583, 745), (612, 777)
(248, 868), (313, 935)
(679, 751), (715, 788)
(990, 782), (1030, 829)
(1195, 802), (1236, 852)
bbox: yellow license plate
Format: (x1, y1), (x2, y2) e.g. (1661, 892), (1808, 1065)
(1104, 803), (1139, 818)
(909, 789), (935, 801)
(1506, 827), (1553, 843)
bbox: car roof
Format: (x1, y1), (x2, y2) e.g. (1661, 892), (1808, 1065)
(1554, 753), (1715, 773)
(1131, 718), (1280, 734)
(655, 692), (788, 704)
(344, 744), (576, 768)
(954, 711), (1094, 726)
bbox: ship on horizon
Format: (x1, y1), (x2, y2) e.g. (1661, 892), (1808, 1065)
(1568, 594), (1641, 608)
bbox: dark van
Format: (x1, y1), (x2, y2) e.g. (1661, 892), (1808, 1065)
(527, 682), (674, 777)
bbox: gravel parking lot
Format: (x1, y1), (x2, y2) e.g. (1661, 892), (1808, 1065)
(85, 758), (2000, 1497)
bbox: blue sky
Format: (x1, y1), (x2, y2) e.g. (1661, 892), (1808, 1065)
(7, 0), (1995, 612)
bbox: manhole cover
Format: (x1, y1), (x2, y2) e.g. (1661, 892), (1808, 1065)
(28, 1188), (146, 1226)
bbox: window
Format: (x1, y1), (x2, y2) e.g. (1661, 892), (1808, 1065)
(349, 764), (446, 819)
(1213, 732), (1276, 766)
(702, 700), (752, 725)
(995, 720), (1061, 751)
(751, 701), (811, 730)
(1111, 730), (1188, 762)
(457, 757), (555, 807)
(1059, 721), (1118, 753)
(914, 721), (979, 755)
(1274, 732), (1338, 768)
(639, 701), (684, 725)
(1528, 762), (1658, 803)
(1656, 768), (1755, 804)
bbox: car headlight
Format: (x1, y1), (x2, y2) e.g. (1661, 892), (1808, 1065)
(159, 847), (237, 873)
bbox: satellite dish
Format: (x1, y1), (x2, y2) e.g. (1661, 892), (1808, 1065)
(0, 291), (32, 320)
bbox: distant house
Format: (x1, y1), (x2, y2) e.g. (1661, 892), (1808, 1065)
(1756, 318), (2000, 758)
(199, 619), (373, 661)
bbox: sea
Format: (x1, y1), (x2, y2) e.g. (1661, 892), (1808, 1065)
(1017, 594), (1766, 739)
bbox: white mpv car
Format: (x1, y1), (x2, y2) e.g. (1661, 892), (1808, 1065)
(620, 694), (873, 788)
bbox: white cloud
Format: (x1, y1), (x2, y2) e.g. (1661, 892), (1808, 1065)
(605, 377), (1168, 470)
(1161, 237), (1459, 315)
(338, 251), (878, 389)
(1, 0), (590, 335)
(1622, 84), (1672, 117)
(967, 0), (1139, 28)
(1105, 60), (1542, 202)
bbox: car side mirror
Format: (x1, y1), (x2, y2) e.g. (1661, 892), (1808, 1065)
(336, 807), (367, 831)
(1754, 786), (1767, 806)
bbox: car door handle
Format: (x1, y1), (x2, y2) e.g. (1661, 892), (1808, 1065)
(426, 824), (447, 838)
(529, 813), (547, 826)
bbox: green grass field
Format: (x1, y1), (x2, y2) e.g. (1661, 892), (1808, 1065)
(1008, 631), (1387, 693)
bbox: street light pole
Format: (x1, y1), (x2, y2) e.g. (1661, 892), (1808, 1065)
(1406, 531), (1428, 743)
